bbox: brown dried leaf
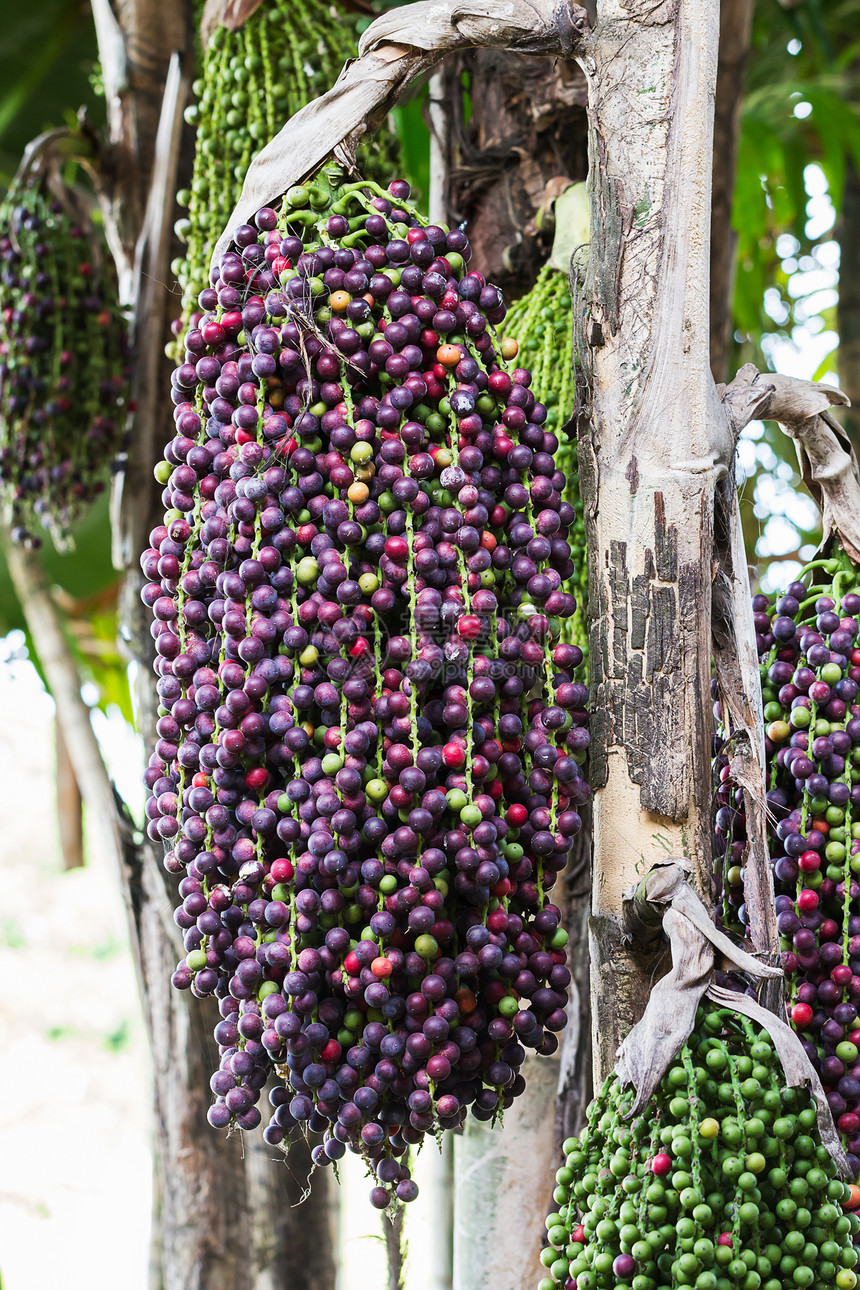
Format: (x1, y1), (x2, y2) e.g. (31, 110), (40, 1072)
(625, 862), (781, 979)
(616, 907), (713, 1114)
(615, 867), (845, 1175)
(618, 864), (781, 1117)
(766, 373), (850, 421)
(712, 473), (780, 968)
(721, 366), (860, 562)
(717, 363), (776, 442)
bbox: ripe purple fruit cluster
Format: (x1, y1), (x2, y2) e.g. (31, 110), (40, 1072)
(0, 177), (128, 548)
(142, 168), (589, 1206)
(714, 550), (860, 1172)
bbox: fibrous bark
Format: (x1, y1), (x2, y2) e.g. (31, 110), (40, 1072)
(445, 46), (588, 297)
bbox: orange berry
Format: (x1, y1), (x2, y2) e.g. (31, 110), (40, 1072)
(330, 291), (351, 313)
(348, 481), (369, 504)
(845, 1185), (860, 1210)
(455, 987), (477, 1014)
(499, 337), (519, 360)
(371, 957), (393, 978)
(480, 531), (497, 552)
(436, 344), (461, 367)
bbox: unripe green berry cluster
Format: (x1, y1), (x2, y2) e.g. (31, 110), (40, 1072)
(505, 265), (586, 656)
(541, 1003), (860, 1290)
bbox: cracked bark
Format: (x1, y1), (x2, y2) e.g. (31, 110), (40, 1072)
(581, 0), (735, 1083)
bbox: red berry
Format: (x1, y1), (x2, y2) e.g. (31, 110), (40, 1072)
(320, 1039), (341, 1064)
(488, 370), (512, 397)
(791, 1002), (814, 1028)
(798, 851), (821, 873)
(271, 858), (294, 883)
(385, 536), (408, 562)
(717, 1234), (733, 1248)
(796, 888), (819, 912)
(487, 909), (508, 934)
(442, 742), (466, 768)
(201, 321), (225, 346)
(651, 1153), (672, 1176)
(457, 614), (482, 640)
(244, 767), (269, 791)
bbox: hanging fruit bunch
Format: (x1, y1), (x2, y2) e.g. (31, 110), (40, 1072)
(714, 543), (860, 1173)
(143, 165), (589, 1206)
(0, 148), (129, 549)
(505, 264), (587, 655)
(541, 1000), (860, 1290)
(174, 0), (399, 335)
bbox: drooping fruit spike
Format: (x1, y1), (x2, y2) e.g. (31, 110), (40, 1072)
(504, 264), (586, 656)
(714, 544), (860, 1173)
(144, 167), (590, 1208)
(0, 168), (129, 548)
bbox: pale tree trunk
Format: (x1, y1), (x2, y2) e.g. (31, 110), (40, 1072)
(581, 0), (731, 1080)
(55, 721), (85, 870)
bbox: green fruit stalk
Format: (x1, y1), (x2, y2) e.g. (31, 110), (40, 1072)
(507, 264), (587, 655)
(542, 1002), (859, 1290)
(0, 173), (129, 549)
